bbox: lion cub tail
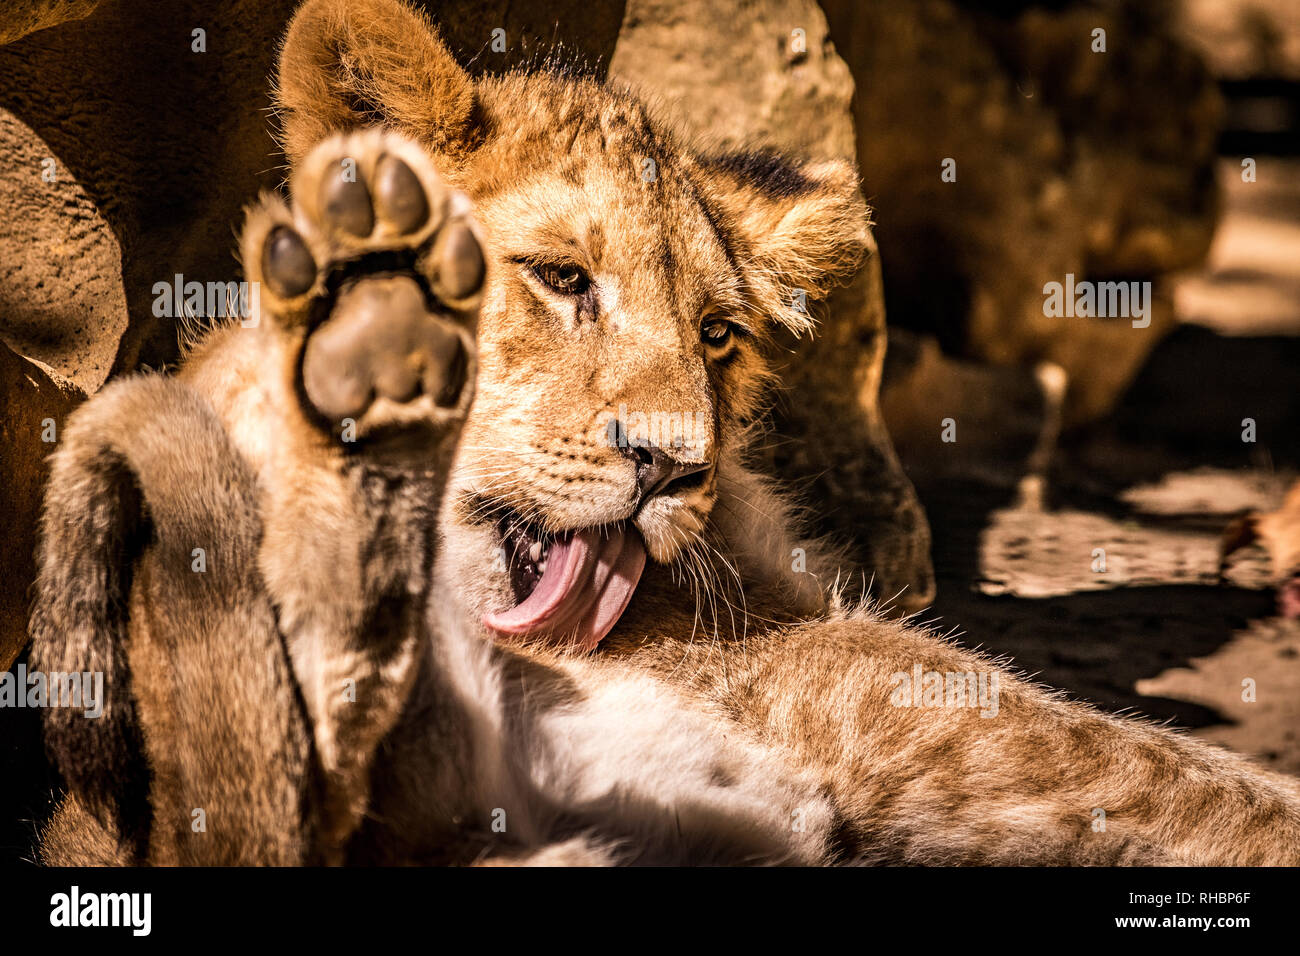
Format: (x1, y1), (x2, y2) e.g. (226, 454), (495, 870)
(29, 374), (261, 862)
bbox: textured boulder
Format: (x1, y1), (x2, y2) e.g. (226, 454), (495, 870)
(823, 0), (1222, 426)
(0, 344), (77, 671)
(0, 0), (305, 381)
(611, 0), (936, 609)
(0, 0), (100, 46)
(0, 108), (126, 393)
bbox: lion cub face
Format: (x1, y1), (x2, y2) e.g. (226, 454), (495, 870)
(460, 80), (754, 564)
(276, 0), (871, 649)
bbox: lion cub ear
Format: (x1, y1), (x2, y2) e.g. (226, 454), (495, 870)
(276, 0), (479, 167)
(697, 150), (872, 334)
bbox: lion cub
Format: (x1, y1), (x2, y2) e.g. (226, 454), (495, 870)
(32, 130), (830, 866)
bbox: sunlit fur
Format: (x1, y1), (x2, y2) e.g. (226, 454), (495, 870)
(35, 0), (1300, 866)
(263, 0), (1300, 865)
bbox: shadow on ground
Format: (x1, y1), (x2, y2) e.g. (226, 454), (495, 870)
(910, 321), (1300, 743)
(1071, 325), (1300, 491)
(929, 582), (1272, 727)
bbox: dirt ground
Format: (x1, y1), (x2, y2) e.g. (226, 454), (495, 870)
(917, 158), (1300, 775)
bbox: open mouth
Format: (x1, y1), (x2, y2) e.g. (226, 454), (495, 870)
(483, 514), (648, 651)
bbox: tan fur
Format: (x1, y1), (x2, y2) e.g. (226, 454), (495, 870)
(31, 372), (315, 863)
(265, 0), (1300, 865)
(31, 126), (835, 867)
(31, 0), (1300, 867)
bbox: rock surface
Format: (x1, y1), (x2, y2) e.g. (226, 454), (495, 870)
(824, 0), (1222, 426)
(0, 0), (100, 46)
(0, 344), (78, 671)
(0, 109), (126, 393)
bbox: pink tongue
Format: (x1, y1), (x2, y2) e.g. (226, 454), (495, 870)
(483, 526), (647, 651)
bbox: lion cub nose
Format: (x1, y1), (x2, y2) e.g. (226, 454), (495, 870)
(621, 441), (712, 501)
(301, 276), (468, 422)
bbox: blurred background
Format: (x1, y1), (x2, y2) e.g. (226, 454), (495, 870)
(860, 0), (1300, 779)
(0, 0), (1297, 862)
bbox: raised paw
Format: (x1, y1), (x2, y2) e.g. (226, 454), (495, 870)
(241, 129), (483, 441)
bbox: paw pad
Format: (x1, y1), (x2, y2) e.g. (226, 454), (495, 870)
(432, 222), (485, 300)
(320, 159), (375, 238)
(244, 130), (483, 435)
(262, 226), (316, 299)
(373, 154), (430, 234)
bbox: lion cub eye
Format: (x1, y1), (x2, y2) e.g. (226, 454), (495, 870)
(701, 318), (735, 348)
(534, 262), (591, 296)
